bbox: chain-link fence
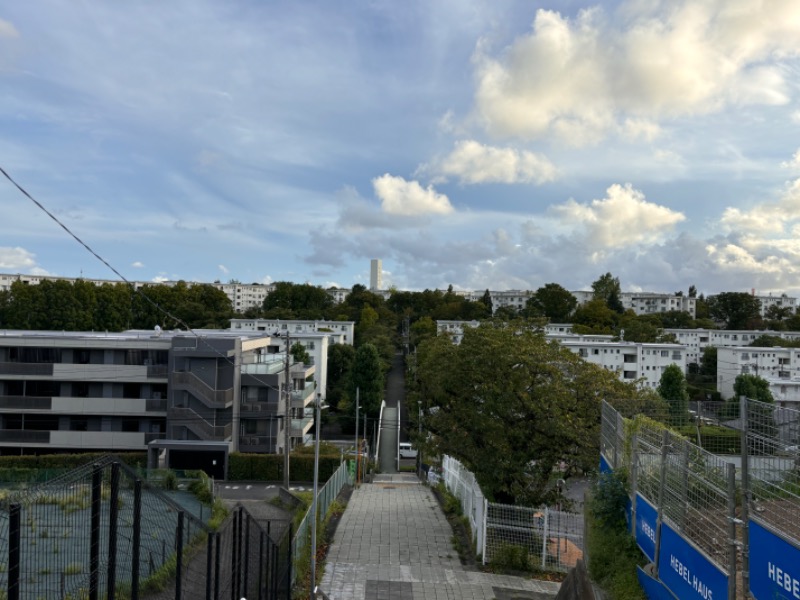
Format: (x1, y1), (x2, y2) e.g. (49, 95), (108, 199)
(0, 456), (294, 599)
(291, 459), (351, 587)
(440, 455), (583, 573)
(600, 398), (800, 600)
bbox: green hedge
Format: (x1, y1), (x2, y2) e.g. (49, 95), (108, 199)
(0, 452), (146, 470)
(227, 452), (342, 482)
(674, 426), (741, 455)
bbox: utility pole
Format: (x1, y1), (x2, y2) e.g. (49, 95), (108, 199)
(284, 331), (291, 490)
(354, 388), (359, 486)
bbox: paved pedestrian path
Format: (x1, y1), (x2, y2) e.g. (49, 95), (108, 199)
(319, 475), (561, 600)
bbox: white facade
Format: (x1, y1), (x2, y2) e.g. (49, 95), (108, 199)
(231, 318), (356, 346)
(755, 294), (797, 317)
(436, 320), (685, 388)
(562, 341), (687, 389)
(571, 290), (697, 318)
(370, 259), (382, 291)
(665, 329), (800, 366)
(326, 288), (350, 304)
(215, 282), (272, 312)
(716, 346), (800, 407)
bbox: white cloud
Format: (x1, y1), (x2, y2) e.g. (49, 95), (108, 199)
(621, 118), (661, 143)
(550, 183), (685, 248)
(152, 274), (169, 283)
(0, 246), (37, 270)
(472, 2), (800, 143)
(422, 140), (558, 185)
(372, 174), (454, 216)
(720, 178), (800, 236)
(0, 19), (19, 39)
(218, 264), (229, 275)
(781, 149), (800, 170)
(131, 261), (144, 268)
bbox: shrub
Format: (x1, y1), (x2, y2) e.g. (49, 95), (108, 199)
(490, 544), (530, 571)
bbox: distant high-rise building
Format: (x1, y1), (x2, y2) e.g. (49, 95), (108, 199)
(370, 259), (382, 290)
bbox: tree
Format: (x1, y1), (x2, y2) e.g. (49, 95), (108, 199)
(326, 344), (355, 411)
(572, 299), (617, 334)
(527, 283), (577, 322)
(700, 347), (718, 381)
(409, 316), (437, 349)
(348, 343), (384, 419)
(413, 324), (653, 506)
(657, 364), (690, 425)
(707, 292), (762, 330)
(481, 289), (493, 315)
(591, 273), (622, 307)
(290, 342), (311, 365)
(688, 285), (697, 298)
(733, 374), (774, 403)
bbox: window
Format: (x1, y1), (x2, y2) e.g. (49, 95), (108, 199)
(661, 351), (669, 357)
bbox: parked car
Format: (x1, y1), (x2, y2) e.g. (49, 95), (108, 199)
(399, 442), (417, 459)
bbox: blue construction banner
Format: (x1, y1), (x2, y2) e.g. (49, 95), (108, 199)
(634, 493), (657, 562)
(749, 520), (800, 600)
(600, 454), (612, 474)
(637, 565), (677, 600)
(658, 522), (727, 600)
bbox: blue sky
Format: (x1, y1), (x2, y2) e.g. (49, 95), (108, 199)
(2, 0), (800, 296)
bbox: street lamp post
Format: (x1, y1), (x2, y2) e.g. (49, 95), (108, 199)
(310, 393), (327, 600)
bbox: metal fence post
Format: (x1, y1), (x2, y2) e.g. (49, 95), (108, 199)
(244, 512), (251, 599)
(214, 531), (221, 600)
(9, 502), (20, 600)
(90, 464), (102, 600)
(232, 508), (240, 600)
(132, 479), (142, 600)
(653, 430), (670, 578)
(541, 506), (549, 570)
(108, 462), (120, 600)
(482, 497), (488, 565)
(680, 441), (690, 531)
(206, 532), (214, 600)
(739, 395), (750, 596)
(258, 531), (265, 600)
(727, 463), (737, 600)
(287, 523), (293, 600)
(175, 511), (184, 600)
(629, 432), (639, 537)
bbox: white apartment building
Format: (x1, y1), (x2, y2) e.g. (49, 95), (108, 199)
(214, 282), (273, 312)
(571, 290), (697, 318)
(436, 320), (685, 388)
(755, 293), (797, 318)
(665, 329), (800, 366)
(326, 288), (350, 304)
(716, 346), (800, 407)
(562, 341), (687, 389)
(231, 318), (356, 346)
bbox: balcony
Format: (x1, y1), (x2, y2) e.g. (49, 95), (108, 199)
(0, 429), (50, 444)
(291, 416), (313, 438)
(0, 362), (54, 376)
(291, 385), (315, 408)
(0, 395), (52, 410)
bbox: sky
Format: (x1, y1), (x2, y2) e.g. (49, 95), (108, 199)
(2, 1), (800, 297)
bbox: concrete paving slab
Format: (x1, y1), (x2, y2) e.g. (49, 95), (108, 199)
(319, 482), (561, 600)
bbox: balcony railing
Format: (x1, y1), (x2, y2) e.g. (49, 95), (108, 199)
(290, 416), (313, 437)
(0, 362), (54, 376)
(0, 395), (52, 410)
(0, 429), (50, 443)
(146, 399), (168, 412)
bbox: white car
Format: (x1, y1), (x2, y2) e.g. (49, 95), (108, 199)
(399, 442), (417, 459)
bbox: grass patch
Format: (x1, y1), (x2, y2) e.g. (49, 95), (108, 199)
(586, 473), (646, 600)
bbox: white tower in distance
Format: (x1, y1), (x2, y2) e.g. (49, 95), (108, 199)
(370, 259), (382, 291)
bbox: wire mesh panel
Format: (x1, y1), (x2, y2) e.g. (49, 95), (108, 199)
(484, 503), (584, 573)
(441, 455), (486, 556)
(745, 399), (800, 547)
(600, 401), (619, 468)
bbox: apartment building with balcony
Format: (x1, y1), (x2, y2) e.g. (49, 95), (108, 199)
(0, 329), (317, 456)
(571, 290), (697, 318)
(562, 340), (686, 389)
(665, 328), (800, 366)
(0, 330), (170, 454)
(231, 318), (355, 346)
(716, 346), (800, 406)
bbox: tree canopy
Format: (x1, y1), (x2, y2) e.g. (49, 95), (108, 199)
(526, 283), (577, 322)
(412, 322), (658, 506)
(707, 293), (762, 330)
(657, 364), (690, 425)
